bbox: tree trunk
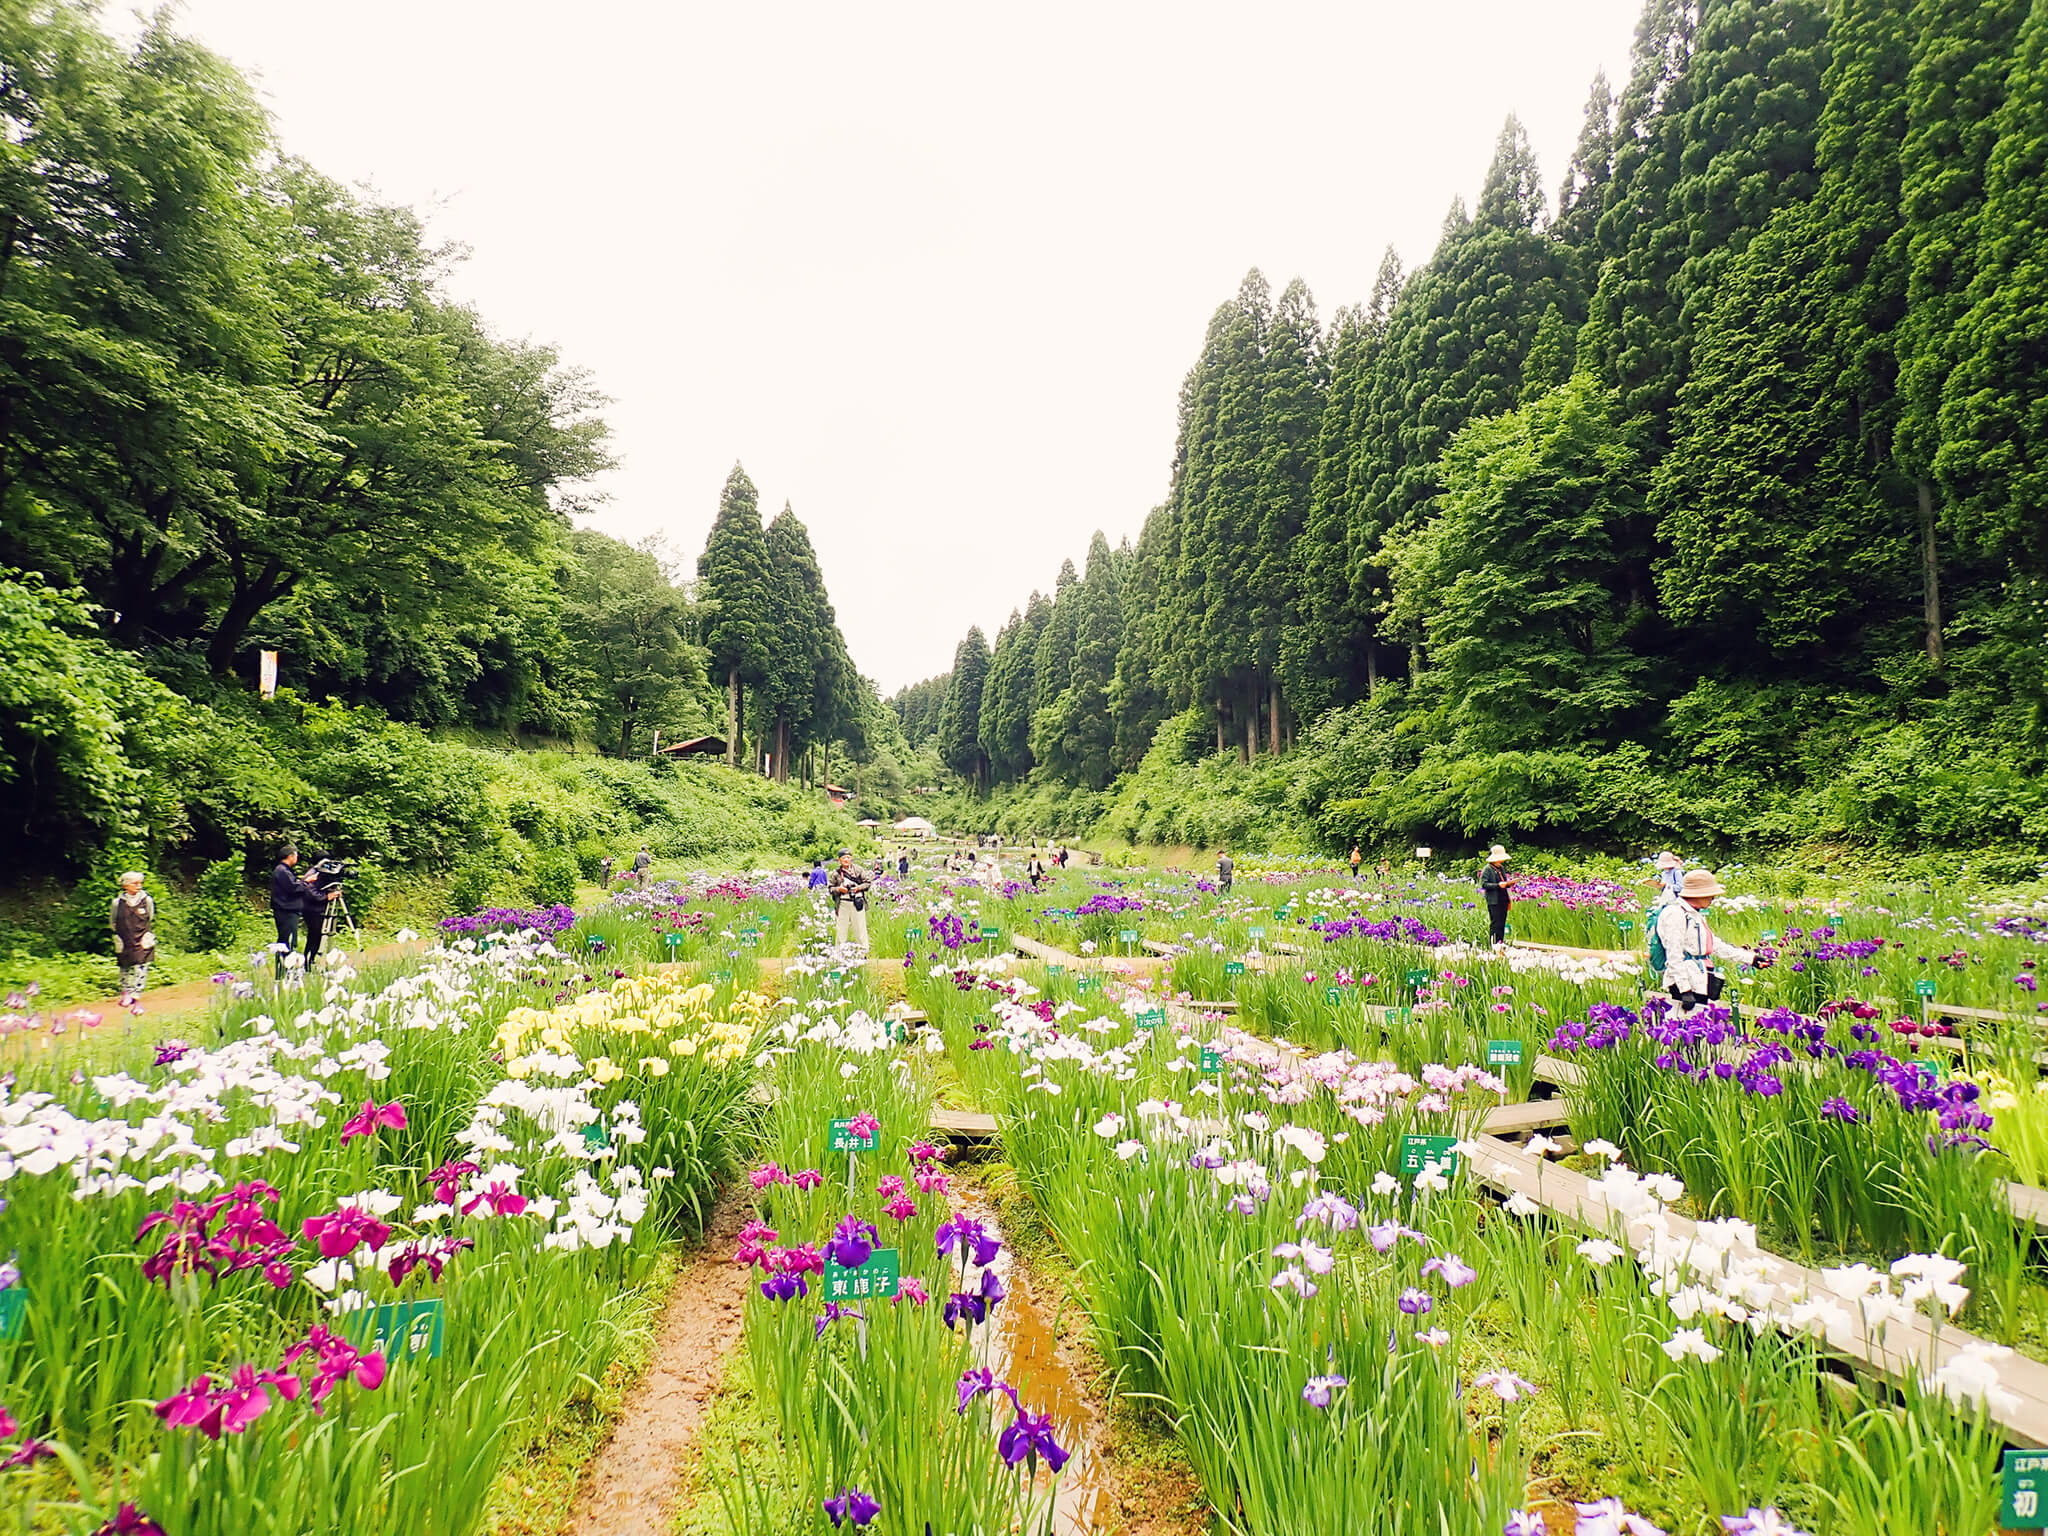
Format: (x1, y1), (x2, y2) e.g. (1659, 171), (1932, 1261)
(1365, 640), (1379, 698)
(1215, 697), (1225, 757)
(618, 710), (634, 759)
(1268, 683), (1281, 756)
(726, 667), (739, 766)
(822, 740), (830, 799)
(1243, 683), (1255, 764)
(1918, 480), (1944, 667)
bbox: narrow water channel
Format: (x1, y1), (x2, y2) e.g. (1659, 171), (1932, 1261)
(965, 1198), (1115, 1534)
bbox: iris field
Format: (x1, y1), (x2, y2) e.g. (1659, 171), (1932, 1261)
(2, 853), (2044, 1535)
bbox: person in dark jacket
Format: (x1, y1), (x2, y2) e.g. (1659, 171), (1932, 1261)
(110, 871), (157, 997)
(271, 846), (307, 979)
(1480, 845), (1513, 948)
(300, 858), (333, 973)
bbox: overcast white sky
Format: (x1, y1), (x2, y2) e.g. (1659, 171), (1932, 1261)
(109, 0), (1640, 693)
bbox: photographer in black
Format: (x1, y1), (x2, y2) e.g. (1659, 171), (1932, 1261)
(300, 856), (339, 972)
(270, 845), (307, 979)
(827, 849), (871, 949)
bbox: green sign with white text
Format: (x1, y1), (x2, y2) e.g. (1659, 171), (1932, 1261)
(828, 1117), (879, 1152)
(1485, 1040), (1524, 1067)
(1399, 1134), (1459, 1178)
(352, 1299), (443, 1361)
(2005, 1449), (2048, 1528)
(825, 1247), (900, 1302)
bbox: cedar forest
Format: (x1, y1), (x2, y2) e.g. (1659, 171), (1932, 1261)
(5, 0), (2048, 889)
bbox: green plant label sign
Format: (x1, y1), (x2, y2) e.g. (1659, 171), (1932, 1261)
(1404, 969), (1429, 990)
(1077, 977), (1099, 993)
(1915, 978), (1938, 999)
(1247, 926), (1266, 939)
(664, 932), (683, 949)
(982, 927), (1002, 943)
(740, 932), (759, 946)
(1324, 986), (1341, 1005)
(1225, 961), (1245, 977)
(1616, 918), (1635, 934)
(1199, 1047), (1223, 1073)
(1382, 1006), (1411, 1026)
(352, 1299), (443, 1361)
(1399, 1134), (1459, 1178)
(1119, 929), (1140, 943)
(1046, 963), (1064, 977)
(1485, 1040), (1524, 1067)
(586, 934), (605, 950)
(0, 1290), (24, 1339)
(580, 1119), (609, 1150)
(714, 968), (734, 982)
(2005, 1449), (2048, 1528)
(1761, 929), (1779, 942)
(1274, 907), (1289, 920)
(1135, 1009), (1164, 1031)
(907, 925), (925, 943)
(828, 1118), (879, 1153)
(825, 1247), (900, 1302)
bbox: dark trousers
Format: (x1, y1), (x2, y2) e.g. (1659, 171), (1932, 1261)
(272, 908), (302, 978)
(303, 904), (328, 970)
(1486, 896), (1509, 945)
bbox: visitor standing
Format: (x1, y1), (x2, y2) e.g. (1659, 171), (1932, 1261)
(1217, 850), (1234, 893)
(1480, 846), (1513, 948)
(1655, 869), (1755, 1014)
(828, 850), (872, 949)
(897, 850), (910, 878)
(270, 845), (306, 980)
(301, 860), (332, 973)
(808, 857), (828, 890)
(1650, 850), (1684, 902)
(632, 845), (652, 889)
(110, 871), (156, 997)
(600, 854), (615, 889)
(1349, 845), (1363, 881)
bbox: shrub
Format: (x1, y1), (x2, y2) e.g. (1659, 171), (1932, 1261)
(573, 838), (610, 882)
(341, 858), (385, 919)
(445, 853), (501, 918)
(184, 858), (246, 952)
(529, 846), (579, 907)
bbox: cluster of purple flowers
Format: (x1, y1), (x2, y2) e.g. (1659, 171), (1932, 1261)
(1313, 915), (1449, 947)
(439, 903), (577, 937)
(1995, 914), (2048, 943)
(1074, 892), (1145, 918)
(1505, 874), (1636, 912)
(928, 912), (968, 950)
(1547, 1001), (1640, 1054)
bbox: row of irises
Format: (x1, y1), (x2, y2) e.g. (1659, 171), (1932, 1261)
(0, 931), (760, 1535)
(915, 961), (2005, 1535)
(708, 941), (1077, 1535)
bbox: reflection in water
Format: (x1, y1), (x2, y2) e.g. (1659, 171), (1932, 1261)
(968, 1200), (1112, 1534)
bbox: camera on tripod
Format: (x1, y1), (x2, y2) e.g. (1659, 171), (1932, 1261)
(307, 858), (359, 938)
(309, 857), (355, 893)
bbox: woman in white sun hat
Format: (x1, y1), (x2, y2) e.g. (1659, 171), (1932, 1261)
(1479, 845), (1513, 949)
(1649, 849), (1684, 902)
(1654, 868), (1755, 1014)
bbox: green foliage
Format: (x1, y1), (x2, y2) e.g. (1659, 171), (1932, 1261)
(445, 853), (502, 918)
(528, 846), (579, 907)
(184, 858), (246, 952)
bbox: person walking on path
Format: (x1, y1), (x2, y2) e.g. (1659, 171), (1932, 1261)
(1649, 850), (1684, 902)
(600, 854), (615, 890)
(1349, 845), (1363, 882)
(270, 845), (307, 980)
(808, 857), (829, 891)
(110, 871), (157, 997)
(1217, 850), (1234, 893)
(1480, 846), (1514, 949)
(632, 846), (652, 889)
(1655, 869), (1755, 1015)
(827, 850), (872, 949)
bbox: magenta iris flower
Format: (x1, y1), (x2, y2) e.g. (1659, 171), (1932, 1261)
(883, 1194), (917, 1221)
(92, 1505), (167, 1536)
(792, 1168), (825, 1191)
(462, 1180), (528, 1217)
(428, 1159), (480, 1203)
(822, 1486), (881, 1527)
(733, 1221), (778, 1268)
(302, 1206), (392, 1260)
(761, 1271), (808, 1302)
(338, 1098), (407, 1142)
(0, 1437), (54, 1469)
(750, 1163), (792, 1190)
(847, 1111), (881, 1139)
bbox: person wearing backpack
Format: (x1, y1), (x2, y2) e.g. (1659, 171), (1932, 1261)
(1479, 846), (1513, 948)
(1653, 869), (1755, 1013)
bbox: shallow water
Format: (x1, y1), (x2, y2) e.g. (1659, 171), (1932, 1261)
(968, 1200), (1115, 1533)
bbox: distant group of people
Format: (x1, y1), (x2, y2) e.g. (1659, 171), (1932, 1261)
(600, 846), (654, 890)
(268, 845), (342, 980)
(1472, 843), (1752, 1015)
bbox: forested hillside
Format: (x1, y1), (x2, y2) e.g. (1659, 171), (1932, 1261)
(899, 0), (2048, 857)
(0, 5), (919, 888)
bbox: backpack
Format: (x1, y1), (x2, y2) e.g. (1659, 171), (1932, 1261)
(1646, 908), (1668, 974)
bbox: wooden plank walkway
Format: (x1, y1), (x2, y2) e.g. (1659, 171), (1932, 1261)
(1463, 1133), (2048, 1447)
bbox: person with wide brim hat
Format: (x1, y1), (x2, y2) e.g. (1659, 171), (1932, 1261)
(1648, 849), (1685, 902)
(1653, 868), (1753, 1013)
(1479, 845), (1513, 949)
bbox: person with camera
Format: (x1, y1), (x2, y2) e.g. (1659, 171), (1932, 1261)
(270, 845), (308, 979)
(300, 856), (336, 973)
(827, 849), (871, 949)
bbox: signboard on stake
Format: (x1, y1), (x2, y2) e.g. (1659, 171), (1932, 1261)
(828, 1118), (879, 1153)
(1485, 1040), (1524, 1067)
(0, 1290), (24, 1338)
(351, 1299), (443, 1361)
(1119, 929), (1140, 944)
(258, 650), (279, 699)
(2005, 1449), (2048, 1528)
(1399, 1134), (1459, 1179)
(825, 1248), (900, 1302)
(1224, 961), (1246, 977)
(1134, 1008), (1164, 1031)
(1324, 986), (1342, 1005)
(1199, 1046), (1223, 1073)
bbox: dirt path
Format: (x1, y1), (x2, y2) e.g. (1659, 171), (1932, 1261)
(564, 1188), (753, 1536)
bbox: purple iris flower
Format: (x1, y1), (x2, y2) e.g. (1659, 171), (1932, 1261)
(822, 1486), (880, 1527)
(997, 1406), (1071, 1473)
(956, 1366), (1019, 1414)
(1398, 1288), (1433, 1316)
(936, 1215), (1002, 1266)
(1820, 1097), (1859, 1123)
(825, 1216), (880, 1270)
(814, 1302), (864, 1338)
(760, 1271), (808, 1302)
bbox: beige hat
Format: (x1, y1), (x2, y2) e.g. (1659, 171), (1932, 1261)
(1486, 846), (1509, 863)
(1679, 869), (1725, 899)
(1655, 851), (1681, 870)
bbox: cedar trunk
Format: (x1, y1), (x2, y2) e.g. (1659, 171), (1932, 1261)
(1918, 480), (1944, 666)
